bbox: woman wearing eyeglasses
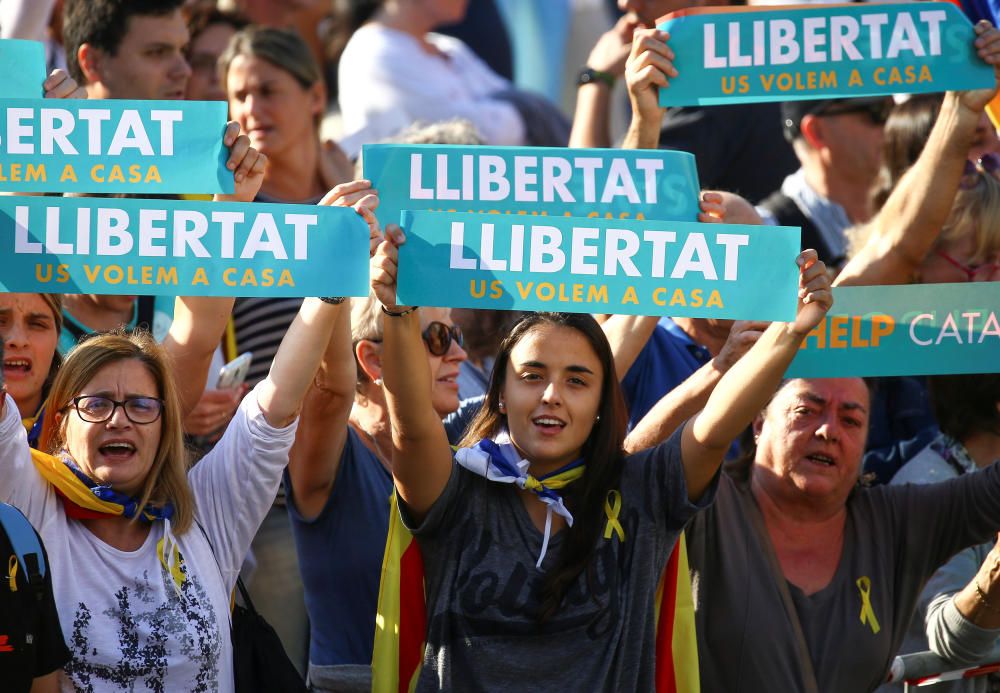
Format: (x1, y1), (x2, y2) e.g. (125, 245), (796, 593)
(0, 291), (358, 691)
(0, 169), (379, 693)
(285, 293), (470, 692)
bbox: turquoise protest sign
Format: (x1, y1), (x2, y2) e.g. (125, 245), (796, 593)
(363, 144), (703, 229)
(397, 210), (800, 319)
(658, 2), (993, 106)
(0, 99), (232, 193)
(0, 39), (45, 99)
(787, 283), (1000, 377)
(0, 196), (370, 297)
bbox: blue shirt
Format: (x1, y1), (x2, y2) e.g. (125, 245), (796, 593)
(286, 428), (392, 667)
(621, 318), (711, 430)
(285, 398), (484, 668)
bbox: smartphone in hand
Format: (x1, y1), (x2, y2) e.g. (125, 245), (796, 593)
(216, 352), (252, 390)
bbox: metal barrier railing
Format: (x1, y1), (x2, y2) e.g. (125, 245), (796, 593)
(887, 647), (1000, 689)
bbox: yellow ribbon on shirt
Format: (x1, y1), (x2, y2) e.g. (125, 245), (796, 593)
(857, 576), (881, 634)
(157, 538), (186, 592)
(7, 555), (17, 592)
(603, 489), (625, 541)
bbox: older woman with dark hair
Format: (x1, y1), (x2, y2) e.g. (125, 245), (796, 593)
(676, 372), (1000, 692)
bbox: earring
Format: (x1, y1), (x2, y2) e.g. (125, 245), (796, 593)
(595, 414), (601, 423)
(374, 377), (383, 387)
(498, 401), (506, 412)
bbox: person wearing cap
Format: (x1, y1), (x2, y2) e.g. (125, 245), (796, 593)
(756, 97), (891, 271)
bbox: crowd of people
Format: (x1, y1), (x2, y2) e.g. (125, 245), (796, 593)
(0, 0), (999, 692)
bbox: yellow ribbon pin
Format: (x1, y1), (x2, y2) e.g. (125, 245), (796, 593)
(7, 555), (17, 592)
(157, 538), (186, 592)
(857, 576), (881, 634)
(603, 490), (625, 542)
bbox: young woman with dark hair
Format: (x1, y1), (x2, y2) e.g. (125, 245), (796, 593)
(370, 221), (832, 690)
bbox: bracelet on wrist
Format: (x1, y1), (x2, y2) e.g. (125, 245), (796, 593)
(381, 304), (418, 317)
(974, 580), (1000, 614)
(577, 67), (615, 89)
(318, 296), (347, 305)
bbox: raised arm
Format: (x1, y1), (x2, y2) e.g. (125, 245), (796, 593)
(680, 251), (832, 499)
(625, 320), (768, 454)
(623, 28), (676, 150)
(836, 21), (1000, 287)
(568, 15), (637, 149)
(256, 183), (380, 429)
(286, 180), (380, 517)
(370, 226), (453, 520)
(601, 192), (726, 376)
(163, 122), (266, 417)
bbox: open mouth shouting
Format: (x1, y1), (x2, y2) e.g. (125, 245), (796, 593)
(2, 357), (32, 380)
(98, 439), (138, 461)
(804, 452), (836, 467)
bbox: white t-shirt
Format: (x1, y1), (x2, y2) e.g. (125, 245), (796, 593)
(0, 385), (298, 692)
(337, 23), (525, 157)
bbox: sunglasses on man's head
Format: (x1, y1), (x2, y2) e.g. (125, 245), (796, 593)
(815, 100), (891, 126)
(422, 322), (463, 357)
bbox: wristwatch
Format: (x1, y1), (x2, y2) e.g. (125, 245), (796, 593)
(577, 67), (615, 88)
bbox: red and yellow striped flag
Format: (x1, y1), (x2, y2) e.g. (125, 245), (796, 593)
(371, 492), (700, 693)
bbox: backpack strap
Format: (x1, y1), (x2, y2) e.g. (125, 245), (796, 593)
(0, 503), (46, 594)
(758, 190), (844, 267)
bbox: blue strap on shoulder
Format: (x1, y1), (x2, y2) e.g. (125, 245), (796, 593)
(0, 503), (46, 587)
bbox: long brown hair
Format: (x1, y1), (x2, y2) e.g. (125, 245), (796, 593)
(39, 330), (194, 533)
(458, 312), (628, 621)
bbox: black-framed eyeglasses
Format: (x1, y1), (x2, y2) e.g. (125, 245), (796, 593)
(422, 322), (463, 357)
(67, 396), (164, 424)
(816, 99), (891, 126)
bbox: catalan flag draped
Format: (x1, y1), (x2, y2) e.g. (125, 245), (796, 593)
(28, 448), (186, 594)
(371, 491), (700, 693)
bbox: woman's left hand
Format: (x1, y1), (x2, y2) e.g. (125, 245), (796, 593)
(318, 179), (381, 256)
(216, 121), (267, 203)
(792, 249), (833, 336)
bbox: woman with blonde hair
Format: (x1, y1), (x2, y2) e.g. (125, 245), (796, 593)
(0, 170), (379, 690)
(0, 284), (374, 691)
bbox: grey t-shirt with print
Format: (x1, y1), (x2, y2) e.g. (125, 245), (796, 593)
(687, 463), (1000, 693)
(401, 427), (715, 692)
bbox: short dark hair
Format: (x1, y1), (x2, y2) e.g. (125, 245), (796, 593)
(185, 4), (249, 47)
(930, 374), (1000, 441)
(63, 0), (186, 84)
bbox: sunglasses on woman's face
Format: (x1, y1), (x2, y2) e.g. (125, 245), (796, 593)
(422, 322), (463, 357)
(934, 249), (1000, 282)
